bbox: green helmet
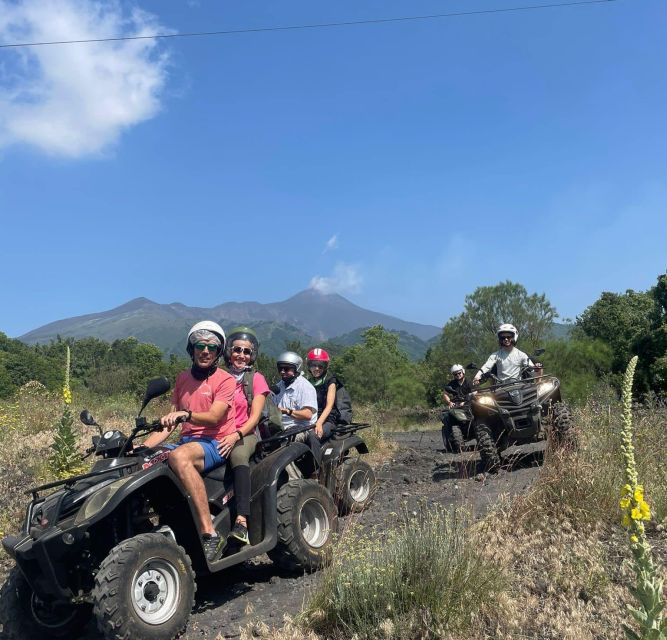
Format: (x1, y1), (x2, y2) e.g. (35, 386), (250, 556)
(224, 326), (260, 365)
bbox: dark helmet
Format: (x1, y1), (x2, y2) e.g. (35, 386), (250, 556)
(224, 326), (260, 366)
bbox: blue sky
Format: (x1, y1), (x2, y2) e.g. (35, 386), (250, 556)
(1, 0), (665, 338)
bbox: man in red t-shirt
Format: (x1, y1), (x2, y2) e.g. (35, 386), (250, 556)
(144, 321), (235, 562)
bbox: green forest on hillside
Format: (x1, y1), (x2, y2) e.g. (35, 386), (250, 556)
(1, 272), (666, 405)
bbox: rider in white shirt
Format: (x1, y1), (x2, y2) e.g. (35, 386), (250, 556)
(473, 323), (533, 384)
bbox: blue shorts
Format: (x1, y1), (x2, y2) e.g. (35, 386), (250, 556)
(164, 436), (225, 472)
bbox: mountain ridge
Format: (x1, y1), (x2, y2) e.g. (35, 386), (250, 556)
(19, 290), (442, 357)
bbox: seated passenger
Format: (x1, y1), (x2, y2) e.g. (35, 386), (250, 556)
(143, 321), (234, 562)
(473, 323), (534, 385)
(222, 326), (270, 546)
(443, 364), (472, 407)
(273, 351), (318, 431)
(306, 348), (351, 442)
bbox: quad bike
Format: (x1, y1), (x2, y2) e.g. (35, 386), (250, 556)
(440, 390), (474, 454)
(318, 423), (376, 515)
(0, 378), (337, 640)
(467, 350), (573, 471)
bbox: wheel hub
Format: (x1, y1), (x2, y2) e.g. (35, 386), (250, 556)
(300, 498), (329, 548)
(348, 470), (370, 502)
(131, 559), (181, 625)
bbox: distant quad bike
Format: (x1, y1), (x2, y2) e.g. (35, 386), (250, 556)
(317, 423), (376, 514)
(468, 350), (574, 471)
(0, 378), (341, 640)
(440, 391), (474, 454)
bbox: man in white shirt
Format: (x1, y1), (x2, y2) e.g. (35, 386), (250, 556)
(273, 351), (318, 429)
(473, 323), (533, 384)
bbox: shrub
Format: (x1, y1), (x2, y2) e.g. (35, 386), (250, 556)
(302, 504), (506, 639)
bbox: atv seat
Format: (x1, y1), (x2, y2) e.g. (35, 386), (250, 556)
(203, 463), (228, 483)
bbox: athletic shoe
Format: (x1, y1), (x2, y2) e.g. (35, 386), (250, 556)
(228, 522), (249, 545)
(202, 533), (225, 562)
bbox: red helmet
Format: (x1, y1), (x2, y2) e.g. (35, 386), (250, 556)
(307, 348), (330, 374)
(307, 348), (330, 362)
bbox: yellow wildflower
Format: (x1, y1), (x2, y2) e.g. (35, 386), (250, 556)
(634, 486), (644, 502)
(620, 496), (631, 510)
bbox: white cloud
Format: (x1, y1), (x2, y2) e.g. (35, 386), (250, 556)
(0, 0), (171, 158)
(309, 263), (362, 295)
(323, 233), (339, 253)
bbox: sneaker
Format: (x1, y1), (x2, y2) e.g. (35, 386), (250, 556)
(202, 534), (225, 562)
(228, 521), (249, 545)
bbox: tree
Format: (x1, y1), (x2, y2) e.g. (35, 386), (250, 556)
(577, 289), (655, 373)
(334, 326), (425, 408)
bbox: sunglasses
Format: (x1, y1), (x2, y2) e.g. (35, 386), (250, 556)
(499, 335), (513, 341)
(308, 363), (325, 369)
(231, 346), (254, 356)
(194, 343), (219, 353)
(454, 371), (464, 376)
(278, 366), (296, 373)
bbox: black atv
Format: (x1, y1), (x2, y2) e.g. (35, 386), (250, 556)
(468, 351), (573, 471)
(318, 423), (376, 515)
(0, 378), (337, 640)
(440, 391), (474, 454)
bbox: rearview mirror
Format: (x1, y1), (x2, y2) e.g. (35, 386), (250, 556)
(533, 348), (545, 357)
(79, 409), (97, 426)
(138, 377), (171, 416)
(466, 363), (478, 370)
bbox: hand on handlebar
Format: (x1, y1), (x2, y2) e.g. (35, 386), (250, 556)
(160, 411), (189, 428)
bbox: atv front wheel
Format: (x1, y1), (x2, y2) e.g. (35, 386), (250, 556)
(443, 424), (464, 454)
(552, 402), (575, 446)
(335, 458), (376, 515)
(92, 533), (195, 640)
(268, 480), (337, 572)
(0, 566), (91, 639)
(475, 423), (501, 471)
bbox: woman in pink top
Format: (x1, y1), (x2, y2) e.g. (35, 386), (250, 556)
(222, 326), (270, 545)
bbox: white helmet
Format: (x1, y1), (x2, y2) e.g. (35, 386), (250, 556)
(186, 321), (226, 357)
(450, 364), (465, 375)
(497, 323), (518, 344)
(277, 351), (303, 374)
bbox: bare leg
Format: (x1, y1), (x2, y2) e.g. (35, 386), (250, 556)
(168, 442), (215, 536)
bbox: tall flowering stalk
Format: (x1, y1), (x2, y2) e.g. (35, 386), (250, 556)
(619, 356), (666, 640)
(49, 346), (84, 478)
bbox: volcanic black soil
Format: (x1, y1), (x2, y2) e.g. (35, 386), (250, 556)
(76, 430), (544, 640)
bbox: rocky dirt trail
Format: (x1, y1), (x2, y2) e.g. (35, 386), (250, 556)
(74, 430), (544, 640)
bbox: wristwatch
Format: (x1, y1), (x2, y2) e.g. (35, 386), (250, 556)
(288, 408), (293, 416)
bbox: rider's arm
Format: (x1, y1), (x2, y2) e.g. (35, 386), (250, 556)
(144, 404), (179, 448)
(282, 405), (314, 421)
(316, 382), (337, 427)
(474, 354), (496, 383)
(240, 392), (268, 436)
(442, 390), (453, 407)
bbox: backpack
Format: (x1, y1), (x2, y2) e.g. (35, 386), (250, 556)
(334, 380), (353, 425)
(241, 370), (284, 439)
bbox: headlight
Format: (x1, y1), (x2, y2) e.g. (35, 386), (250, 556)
(476, 394), (495, 407)
(537, 380), (556, 398)
(74, 476), (131, 525)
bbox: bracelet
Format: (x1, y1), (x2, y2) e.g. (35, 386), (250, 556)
(288, 408), (293, 416)
(186, 410), (192, 421)
(237, 431), (244, 443)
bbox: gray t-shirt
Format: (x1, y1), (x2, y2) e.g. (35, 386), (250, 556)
(478, 347), (533, 382)
(274, 374), (318, 429)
